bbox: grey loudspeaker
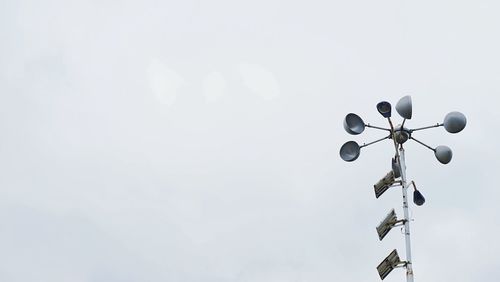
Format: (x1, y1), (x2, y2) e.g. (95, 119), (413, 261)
(395, 95), (412, 119)
(340, 141), (361, 162)
(343, 113), (365, 135)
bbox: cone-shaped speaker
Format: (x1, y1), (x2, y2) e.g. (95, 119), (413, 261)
(340, 141), (361, 162)
(435, 145), (453, 164)
(396, 95), (412, 119)
(343, 113), (365, 135)
(443, 111), (467, 133)
(377, 101), (392, 118)
(413, 190), (425, 206)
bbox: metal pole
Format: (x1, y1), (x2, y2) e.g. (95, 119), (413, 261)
(398, 147), (414, 282)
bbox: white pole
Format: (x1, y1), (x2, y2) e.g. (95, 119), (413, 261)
(398, 147), (414, 282)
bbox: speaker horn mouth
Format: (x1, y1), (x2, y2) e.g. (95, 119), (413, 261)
(413, 190), (425, 206)
(340, 141), (361, 162)
(376, 101), (392, 118)
(343, 113), (365, 135)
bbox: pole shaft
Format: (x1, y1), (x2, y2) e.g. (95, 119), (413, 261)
(398, 148), (414, 282)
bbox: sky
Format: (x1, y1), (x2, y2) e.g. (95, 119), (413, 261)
(0, 0), (499, 281)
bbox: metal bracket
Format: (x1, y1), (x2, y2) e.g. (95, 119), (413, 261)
(390, 219), (406, 227)
(395, 261), (409, 268)
(390, 181), (403, 188)
(404, 180), (416, 190)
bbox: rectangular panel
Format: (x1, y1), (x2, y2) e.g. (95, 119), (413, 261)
(374, 171), (395, 199)
(376, 209), (397, 241)
(376, 249), (400, 280)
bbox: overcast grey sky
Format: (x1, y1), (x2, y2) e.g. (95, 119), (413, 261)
(1, 0), (499, 281)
